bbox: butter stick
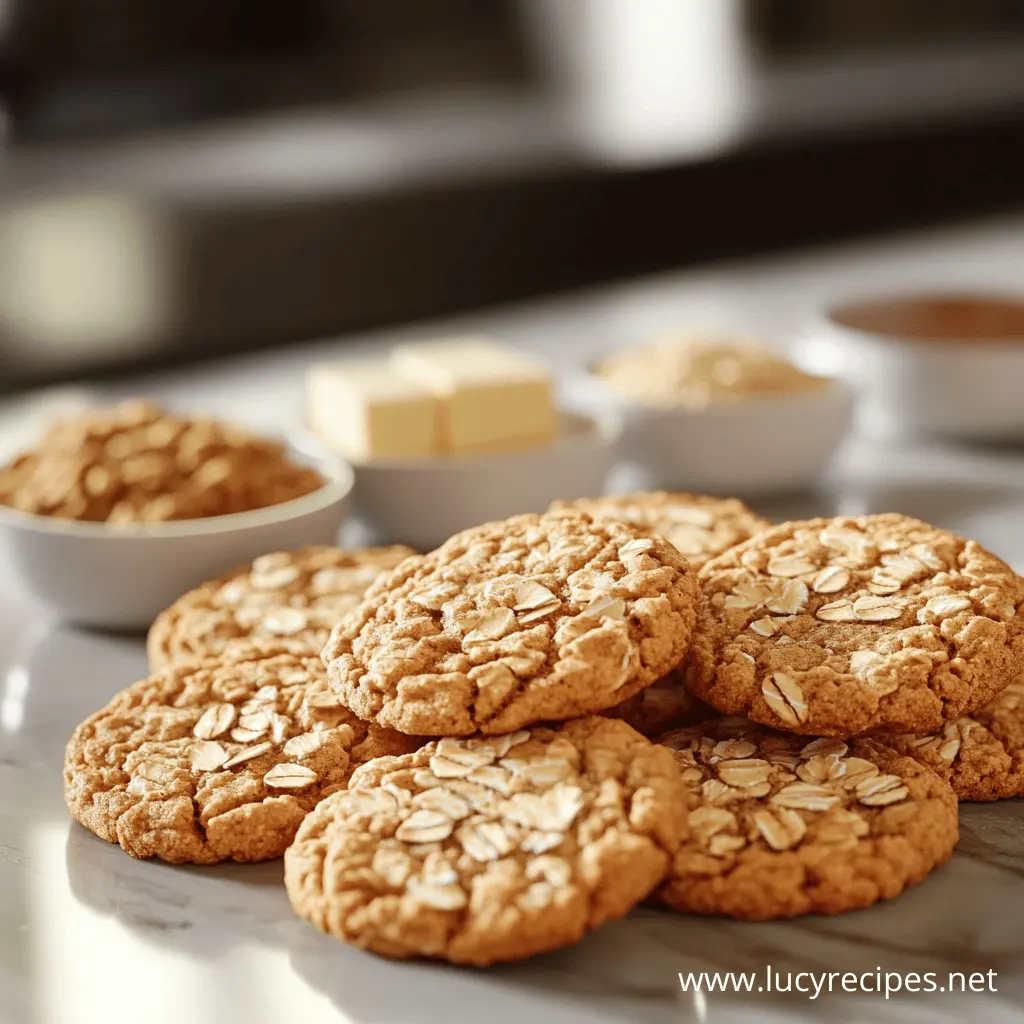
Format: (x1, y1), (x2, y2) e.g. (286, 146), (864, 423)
(307, 359), (441, 459)
(390, 338), (556, 453)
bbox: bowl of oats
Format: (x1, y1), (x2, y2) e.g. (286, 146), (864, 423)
(582, 333), (854, 494)
(0, 400), (352, 628)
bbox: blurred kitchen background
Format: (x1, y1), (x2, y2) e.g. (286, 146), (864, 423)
(2, 0), (1024, 393)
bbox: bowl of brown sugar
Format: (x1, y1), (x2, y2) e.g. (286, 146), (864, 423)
(800, 292), (1024, 440)
(0, 399), (352, 628)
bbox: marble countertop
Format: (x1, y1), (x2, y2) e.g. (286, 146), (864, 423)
(4, 217), (1024, 1023)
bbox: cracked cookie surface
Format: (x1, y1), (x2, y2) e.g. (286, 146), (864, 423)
(656, 717), (958, 919)
(321, 512), (701, 736)
(687, 514), (1024, 736)
(879, 675), (1024, 801)
(284, 716), (688, 965)
(550, 491), (771, 567)
(64, 653), (422, 864)
(147, 545), (414, 669)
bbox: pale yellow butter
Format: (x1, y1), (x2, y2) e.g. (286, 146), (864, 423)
(390, 337), (556, 453)
(306, 359), (441, 459)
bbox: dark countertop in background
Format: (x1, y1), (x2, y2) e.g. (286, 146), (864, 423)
(2, 104), (1024, 392)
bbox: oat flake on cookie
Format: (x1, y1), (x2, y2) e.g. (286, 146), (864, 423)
(687, 513), (1024, 737)
(321, 511), (701, 736)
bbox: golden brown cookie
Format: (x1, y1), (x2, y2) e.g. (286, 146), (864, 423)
(284, 717), (688, 965)
(879, 675), (1024, 801)
(550, 491), (771, 567)
(656, 717), (958, 920)
(322, 512), (701, 736)
(687, 514), (1024, 737)
(147, 545), (414, 669)
(64, 653), (422, 864)
(604, 666), (712, 737)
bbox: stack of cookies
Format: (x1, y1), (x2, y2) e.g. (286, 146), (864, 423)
(63, 493), (1024, 967)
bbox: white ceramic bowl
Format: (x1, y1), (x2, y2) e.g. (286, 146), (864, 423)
(0, 450), (353, 630)
(567, 374), (854, 496)
(798, 295), (1024, 440)
(306, 409), (621, 552)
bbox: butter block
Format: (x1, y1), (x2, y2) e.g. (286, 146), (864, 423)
(307, 359), (441, 459)
(390, 337), (557, 453)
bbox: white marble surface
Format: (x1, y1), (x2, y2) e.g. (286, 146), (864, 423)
(4, 216), (1024, 1023)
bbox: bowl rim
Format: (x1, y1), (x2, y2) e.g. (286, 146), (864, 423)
(298, 406), (623, 472)
(817, 289), (1024, 349)
(0, 453), (354, 538)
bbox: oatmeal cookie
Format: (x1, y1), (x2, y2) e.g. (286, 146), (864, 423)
(656, 717), (958, 919)
(604, 666), (711, 737)
(284, 716), (688, 965)
(688, 514), (1024, 736)
(64, 653), (422, 864)
(550, 491), (771, 567)
(147, 545), (414, 669)
(322, 512), (701, 736)
(879, 675), (1024, 801)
